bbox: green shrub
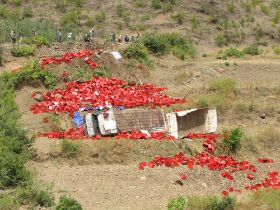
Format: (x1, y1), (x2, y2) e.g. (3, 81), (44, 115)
(60, 10), (80, 30)
(243, 44), (261, 55)
(223, 128), (243, 153)
(135, 0), (147, 8)
(23, 35), (50, 46)
(168, 196), (186, 210)
(12, 0), (21, 6)
(171, 12), (185, 25)
(274, 47), (280, 55)
(223, 47), (244, 58)
(186, 195), (236, 210)
(227, 2), (236, 13)
(61, 140), (81, 159)
(0, 195), (18, 210)
(95, 12), (106, 25)
(215, 34), (229, 46)
(141, 32), (196, 60)
(152, 0), (161, 9)
(23, 6), (33, 18)
(0, 5), (10, 18)
(56, 195), (82, 210)
(74, 0), (83, 8)
(210, 196), (236, 210)
(260, 4), (270, 15)
(17, 185), (54, 207)
(163, 2), (173, 12)
(32, 71), (58, 89)
(191, 16), (200, 30)
(123, 43), (151, 64)
(116, 4), (125, 17)
(11, 45), (36, 57)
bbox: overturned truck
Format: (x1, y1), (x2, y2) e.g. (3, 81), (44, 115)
(84, 108), (217, 139)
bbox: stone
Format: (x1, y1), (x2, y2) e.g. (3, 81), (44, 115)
(140, 176), (146, 181)
(260, 113), (266, 119)
(194, 71), (201, 77)
(201, 183), (208, 188)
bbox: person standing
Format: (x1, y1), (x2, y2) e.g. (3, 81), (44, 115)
(110, 32), (116, 42)
(79, 31), (83, 43)
(124, 35), (129, 43)
(18, 29), (24, 44)
(56, 29), (62, 43)
(67, 32), (73, 44)
(89, 28), (94, 42)
(32, 30), (36, 37)
(10, 30), (16, 44)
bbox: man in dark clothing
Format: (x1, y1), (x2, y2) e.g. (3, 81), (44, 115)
(124, 35), (129, 43)
(56, 29), (62, 43)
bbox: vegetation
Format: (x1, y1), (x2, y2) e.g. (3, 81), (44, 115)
(141, 32), (196, 60)
(208, 78), (237, 96)
(0, 59), (55, 208)
(56, 195), (83, 210)
(169, 195), (236, 210)
(223, 47), (245, 58)
(0, 46), (3, 66)
(61, 140), (81, 159)
(171, 12), (185, 25)
(11, 45), (36, 57)
(168, 196), (186, 210)
(123, 43), (151, 65)
(243, 44), (261, 55)
(222, 128), (243, 153)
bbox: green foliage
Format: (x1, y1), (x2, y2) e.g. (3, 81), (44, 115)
(171, 12), (185, 25)
(191, 16), (200, 30)
(12, 0), (22, 7)
(60, 10), (80, 31)
(260, 4), (270, 15)
(186, 195), (236, 210)
(17, 185), (54, 207)
(141, 32), (196, 60)
(0, 19), (56, 44)
(56, 195), (82, 210)
(210, 196), (236, 210)
(116, 4), (125, 17)
(61, 140), (81, 159)
(0, 195), (18, 210)
(11, 45), (36, 57)
(23, 35), (50, 46)
(252, 189), (280, 209)
(32, 71), (58, 89)
(223, 47), (245, 58)
(123, 43), (151, 64)
(95, 12), (106, 26)
(223, 128), (243, 153)
(168, 196), (186, 210)
(215, 34), (229, 46)
(23, 6), (33, 18)
(74, 0), (83, 8)
(135, 0), (147, 8)
(227, 2), (236, 13)
(152, 0), (161, 9)
(274, 47), (280, 55)
(243, 44), (261, 55)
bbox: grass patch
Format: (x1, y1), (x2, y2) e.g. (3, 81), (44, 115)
(61, 140), (81, 159)
(208, 78), (237, 95)
(141, 32), (196, 60)
(223, 47), (245, 58)
(257, 127), (280, 151)
(243, 44), (261, 55)
(11, 45), (36, 57)
(56, 195), (82, 210)
(274, 47), (280, 55)
(171, 12), (185, 25)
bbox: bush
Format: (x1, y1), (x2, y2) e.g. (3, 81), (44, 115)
(0, 195), (17, 210)
(74, 0), (83, 8)
(12, 0), (21, 6)
(223, 128), (243, 153)
(141, 32), (196, 60)
(168, 196), (186, 210)
(152, 0), (161, 9)
(23, 6), (33, 18)
(171, 12), (185, 25)
(210, 196), (236, 210)
(274, 47), (280, 55)
(17, 185), (54, 207)
(223, 47), (244, 58)
(56, 195), (82, 210)
(32, 70), (58, 89)
(243, 44), (261, 55)
(61, 140), (81, 159)
(95, 12), (106, 27)
(11, 45), (36, 57)
(186, 195), (236, 210)
(215, 34), (229, 46)
(60, 10), (80, 30)
(123, 43), (151, 64)
(191, 16), (200, 30)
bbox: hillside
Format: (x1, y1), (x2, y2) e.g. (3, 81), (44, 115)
(0, 1), (280, 210)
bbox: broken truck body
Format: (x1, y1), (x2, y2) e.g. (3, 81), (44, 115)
(85, 108), (217, 139)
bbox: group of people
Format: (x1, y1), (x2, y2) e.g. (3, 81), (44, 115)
(10, 27), (140, 45)
(10, 30), (37, 44)
(110, 32), (140, 43)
